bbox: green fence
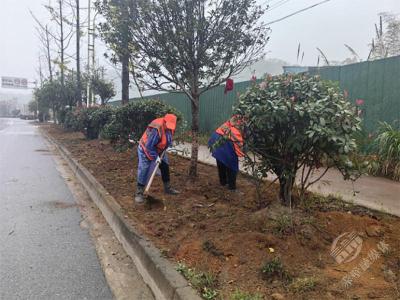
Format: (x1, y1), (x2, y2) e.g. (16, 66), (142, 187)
(112, 55), (400, 133)
(112, 80), (259, 133)
(309, 55), (400, 132)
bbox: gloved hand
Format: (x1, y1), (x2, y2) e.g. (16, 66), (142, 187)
(128, 133), (135, 144)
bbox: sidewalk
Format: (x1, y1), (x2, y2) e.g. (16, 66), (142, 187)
(174, 143), (400, 217)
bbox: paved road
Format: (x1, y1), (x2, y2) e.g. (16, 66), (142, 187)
(0, 118), (112, 299)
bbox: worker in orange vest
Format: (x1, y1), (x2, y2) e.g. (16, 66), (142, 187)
(208, 116), (245, 191)
(135, 114), (179, 204)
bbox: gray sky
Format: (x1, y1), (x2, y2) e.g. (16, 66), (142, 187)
(0, 0), (399, 96)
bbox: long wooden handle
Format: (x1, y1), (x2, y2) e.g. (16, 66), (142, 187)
(144, 151), (166, 194)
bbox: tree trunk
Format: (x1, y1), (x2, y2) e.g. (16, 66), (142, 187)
(189, 96), (200, 178)
(279, 174), (295, 207)
(121, 53), (130, 105)
(38, 56), (44, 85)
(53, 103), (57, 124)
(45, 26), (53, 82)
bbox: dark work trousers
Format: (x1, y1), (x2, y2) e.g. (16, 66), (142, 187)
(137, 160), (170, 188)
(159, 160), (170, 183)
(216, 160), (237, 190)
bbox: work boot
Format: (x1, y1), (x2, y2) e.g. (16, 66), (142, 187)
(134, 185), (145, 204)
(163, 182), (180, 195)
(227, 187), (244, 196)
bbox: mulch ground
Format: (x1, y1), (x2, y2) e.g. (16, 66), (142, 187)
(42, 124), (400, 300)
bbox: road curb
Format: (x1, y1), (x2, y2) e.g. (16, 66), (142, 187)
(42, 131), (201, 300)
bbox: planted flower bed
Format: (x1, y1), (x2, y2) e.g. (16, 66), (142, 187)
(42, 124), (400, 300)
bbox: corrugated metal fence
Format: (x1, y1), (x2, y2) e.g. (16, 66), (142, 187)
(309, 55), (400, 132)
(113, 80), (259, 133)
(112, 55), (400, 133)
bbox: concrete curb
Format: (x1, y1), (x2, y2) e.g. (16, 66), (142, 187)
(42, 131), (201, 300)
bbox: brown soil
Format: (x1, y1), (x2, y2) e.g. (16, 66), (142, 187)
(42, 124), (400, 300)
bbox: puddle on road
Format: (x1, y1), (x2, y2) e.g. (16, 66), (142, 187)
(34, 149), (50, 152)
(43, 200), (80, 210)
(34, 149), (52, 156)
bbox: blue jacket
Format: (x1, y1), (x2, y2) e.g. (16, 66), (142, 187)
(139, 128), (173, 161)
(208, 132), (239, 172)
(137, 128), (172, 186)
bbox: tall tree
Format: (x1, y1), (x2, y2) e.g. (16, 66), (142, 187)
(368, 13), (400, 60)
(44, 1), (75, 85)
(37, 55), (44, 85)
(31, 12), (59, 121)
(47, 0), (75, 118)
(96, 0), (132, 105)
(90, 67), (116, 105)
(129, 0), (269, 177)
(30, 12), (55, 82)
(45, 25), (54, 82)
(382, 13), (400, 57)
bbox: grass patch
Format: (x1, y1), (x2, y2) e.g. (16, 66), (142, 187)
(272, 214), (292, 235)
(289, 276), (317, 293)
(261, 257), (292, 283)
(230, 290), (263, 300)
(299, 215), (327, 235)
(300, 215), (317, 226)
(299, 193), (352, 213)
(176, 262), (218, 300)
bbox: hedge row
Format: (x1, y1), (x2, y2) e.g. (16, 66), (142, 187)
(62, 99), (184, 142)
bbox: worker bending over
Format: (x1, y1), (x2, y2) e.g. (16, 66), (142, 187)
(135, 114), (179, 204)
(208, 116), (244, 191)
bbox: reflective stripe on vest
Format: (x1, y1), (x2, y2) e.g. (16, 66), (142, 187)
(139, 118), (168, 159)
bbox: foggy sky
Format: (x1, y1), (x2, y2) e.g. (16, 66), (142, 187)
(0, 0), (399, 95)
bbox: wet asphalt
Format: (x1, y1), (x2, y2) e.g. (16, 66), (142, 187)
(0, 118), (112, 299)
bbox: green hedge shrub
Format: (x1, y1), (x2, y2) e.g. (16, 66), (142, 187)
(57, 109), (67, 125)
(63, 106), (114, 139)
(235, 74), (363, 205)
(101, 99), (183, 144)
(86, 106), (114, 139)
(63, 109), (86, 131)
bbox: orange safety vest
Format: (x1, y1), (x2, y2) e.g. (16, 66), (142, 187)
(139, 118), (168, 160)
(215, 118), (244, 157)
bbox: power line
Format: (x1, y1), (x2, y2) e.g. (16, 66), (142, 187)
(268, 0), (292, 11)
(266, 0), (332, 25)
(260, 0), (279, 8)
(260, 0), (295, 16)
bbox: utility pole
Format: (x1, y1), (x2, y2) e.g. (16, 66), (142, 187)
(59, 0), (65, 87)
(76, 0), (82, 106)
(87, 0), (95, 107)
(91, 12), (96, 105)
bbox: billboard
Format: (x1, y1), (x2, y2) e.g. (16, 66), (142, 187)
(1, 77), (29, 89)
